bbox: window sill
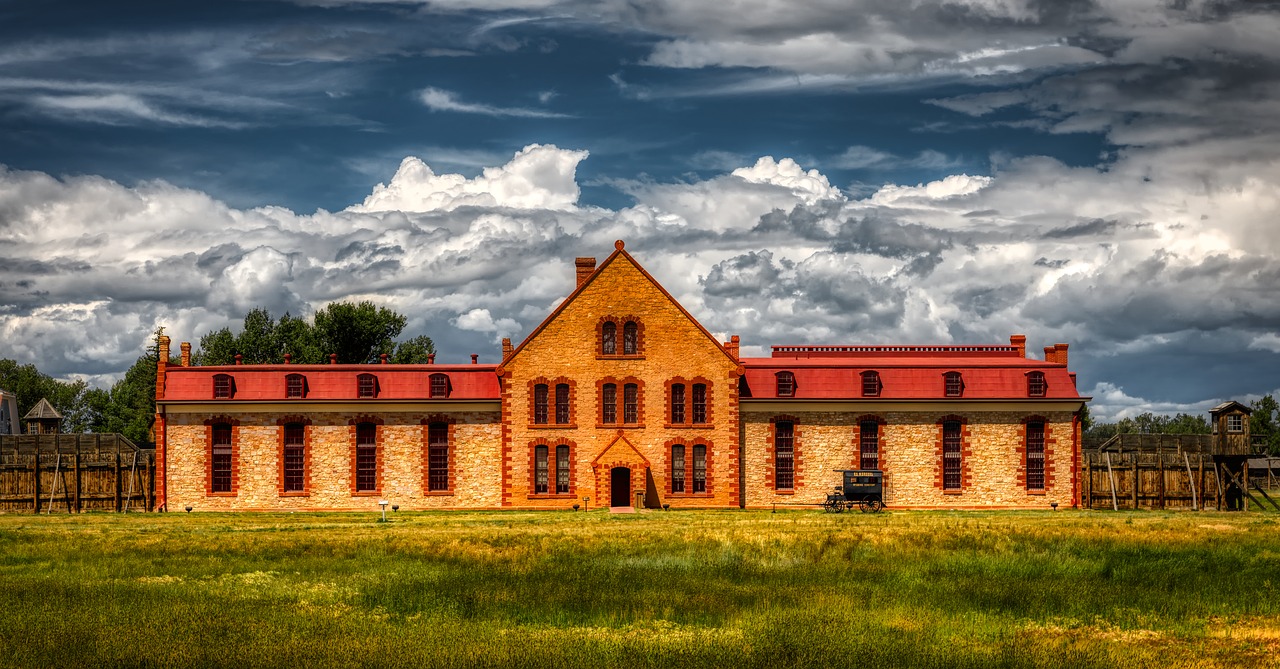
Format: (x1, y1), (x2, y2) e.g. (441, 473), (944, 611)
(942, 490), (963, 495)
(773, 490), (795, 495)
(596, 423), (645, 429)
(664, 423), (715, 430)
(352, 490), (383, 497)
(206, 492), (237, 497)
(279, 491), (310, 497)
(596, 355), (645, 361)
(667, 493), (713, 498)
(1025, 490), (1046, 496)
(528, 493), (576, 499)
(424, 490), (454, 496)
(528, 424), (578, 430)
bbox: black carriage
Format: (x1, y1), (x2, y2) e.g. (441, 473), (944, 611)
(823, 469), (885, 513)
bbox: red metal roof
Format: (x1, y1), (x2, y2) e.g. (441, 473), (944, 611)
(162, 364), (500, 401)
(741, 355), (1082, 400)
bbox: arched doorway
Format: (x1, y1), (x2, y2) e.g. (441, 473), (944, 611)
(610, 467), (631, 507)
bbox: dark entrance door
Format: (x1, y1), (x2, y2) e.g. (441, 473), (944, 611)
(610, 467), (631, 507)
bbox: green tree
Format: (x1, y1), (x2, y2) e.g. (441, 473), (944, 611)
(1251, 394), (1280, 455)
(0, 359), (90, 432)
(391, 335), (437, 364)
(313, 301), (407, 364)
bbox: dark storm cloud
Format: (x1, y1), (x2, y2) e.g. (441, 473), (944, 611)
(833, 216), (953, 258)
(1043, 218), (1119, 239)
(701, 250), (786, 298)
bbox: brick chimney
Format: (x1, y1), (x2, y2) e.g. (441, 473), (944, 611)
(471, 354), (479, 364)
(156, 335), (170, 400)
(725, 335), (740, 362)
(502, 338), (514, 360)
(1043, 346), (1056, 364)
(427, 354), (435, 364)
(575, 257), (596, 288)
(1054, 343), (1069, 368)
(1009, 334), (1026, 358)
(180, 342), (191, 367)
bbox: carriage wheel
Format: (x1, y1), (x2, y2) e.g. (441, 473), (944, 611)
(857, 499), (869, 513)
(821, 499), (835, 513)
(868, 499), (885, 513)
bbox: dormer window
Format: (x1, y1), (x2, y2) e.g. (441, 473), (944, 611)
(861, 371), (881, 397)
(944, 372), (963, 398)
(213, 374), (234, 399)
(357, 373), (378, 398)
(776, 371), (795, 397)
(286, 374), (306, 399)
(429, 373), (450, 399)
(1027, 372), (1047, 397)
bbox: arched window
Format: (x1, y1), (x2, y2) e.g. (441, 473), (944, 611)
(671, 383), (686, 424)
(623, 321), (639, 355)
(533, 384), (549, 424)
(623, 383), (639, 424)
(282, 422), (306, 492)
(429, 373), (450, 399)
(601, 322), (617, 355)
(774, 421), (794, 490)
(776, 371), (795, 397)
(601, 383), (617, 424)
(427, 422), (449, 492)
(1025, 420), (1045, 491)
(944, 372), (963, 398)
(357, 373), (378, 398)
(693, 444), (707, 493)
(213, 374), (234, 399)
(285, 374), (306, 399)
(692, 383), (707, 424)
(861, 371), (881, 397)
(556, 444), (571, 494)
(942, 420), (962, 490)
(555, 383), (570, 424)
(534, 445), (549, 494)
(355, 422), (378, 492)
(1027, 372), (1047, 397)
(671, 444), (685, 493)
(211, 422), (233, 493)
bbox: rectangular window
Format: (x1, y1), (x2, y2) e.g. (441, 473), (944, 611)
(356, 423), (378, 492)
(692, 384), (707, 424)
(534, 445), (549, 494)
(774, 421), (794, 490)
(776, 372), (795, 397)
(533, 384), (548, 424)
(943, 420), (962, 491)
(671, 383), (685, 424)
(944, 373), (962, 398)
(1028, 372), (1047, 397)
(859, 420), (879, 471)
(211, 424), (232, 493)
(555, 384), (570, 424)
(430, 374), (449, 399)
(556, 444), (570, 494)
(693, 444), (707, 493)
(1026, 422), (1045, 491)
(214, 375), (232, 399)
(283, 423), (305, 492)
(601, 322), (616, 355)
(428, 423), (449, 492)
(861, 372), (880, 397)
(1227, 415), (1243, 432)
(601, 384), (617, 424)
(623, 383), (638, 424)
(358, 374), (377, 398)
(286, 375), (304, 399)
(671, 444), (685, 493)
(623, 322), (638, 355)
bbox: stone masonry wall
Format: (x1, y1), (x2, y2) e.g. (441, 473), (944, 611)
(165, 411), (501, 511)
(742, 409), (1076, 509)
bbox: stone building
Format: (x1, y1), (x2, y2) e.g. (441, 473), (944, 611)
(154, 241), (1087, 511)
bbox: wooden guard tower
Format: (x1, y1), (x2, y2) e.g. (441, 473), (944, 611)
(1210, 401), (1252, 510)
(22, 398), (62, 435)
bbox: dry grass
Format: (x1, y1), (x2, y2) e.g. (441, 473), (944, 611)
(0, 509), (1277, 668)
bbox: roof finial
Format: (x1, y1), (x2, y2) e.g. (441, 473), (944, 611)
(614, 239), (625, 250)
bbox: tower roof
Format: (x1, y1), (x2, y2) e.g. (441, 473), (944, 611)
(23, 398), (62, 420)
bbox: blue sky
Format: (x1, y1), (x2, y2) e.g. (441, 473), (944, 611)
(2, 0), (1279, 421)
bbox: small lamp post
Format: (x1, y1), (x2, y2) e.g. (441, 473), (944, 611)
(572, 504), (580, 511)
(184, 505), (192, 513)
(392, 505), (399, 512)
(378, 499), (389, 522)
(1050, 502), (1059, 511)
(662, 504), (670, 511)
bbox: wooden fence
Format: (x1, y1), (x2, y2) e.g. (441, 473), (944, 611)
(0, 434), (155, 513)
(1082, 450), (1218, 510)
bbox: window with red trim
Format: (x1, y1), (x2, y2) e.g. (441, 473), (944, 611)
(601, 383), (617, 424)
(211, 423), (233, 493)
(692, 384), (707, 424)
(533, 384), (549, 424)
(555, 383), (570, 424)
(774, 421), (794, 490)
(671, 444), (685, 493)
(944, 372), (963, 397)
(670, 383), (686, 424)
(357, 374), (378, 398)
(1025, 421), (1045, 490)
(283, 423), (305, 492)
(427, 422), (449, 492)
(861, 371), (881, 397)
(555, 444), (570, 494)
(1027, 372), (1047, 397)
(213, 374), (234, 399)
(429, 373), (449, 399)
(601, 322), (617, 355)
(693, 444), (707, 493)
(859, 420), (880, 470)
(623, 383), (638, 424)
(623, 321), (638, 355)
(943, 420), (962, 490)
(534, 445), (549, 493)
(355, 422), (378, 492)
(286, 374), (305, 399)
(776, 371), (795, 397)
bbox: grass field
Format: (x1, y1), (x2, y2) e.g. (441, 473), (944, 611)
(1, 509), (1278, 668)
